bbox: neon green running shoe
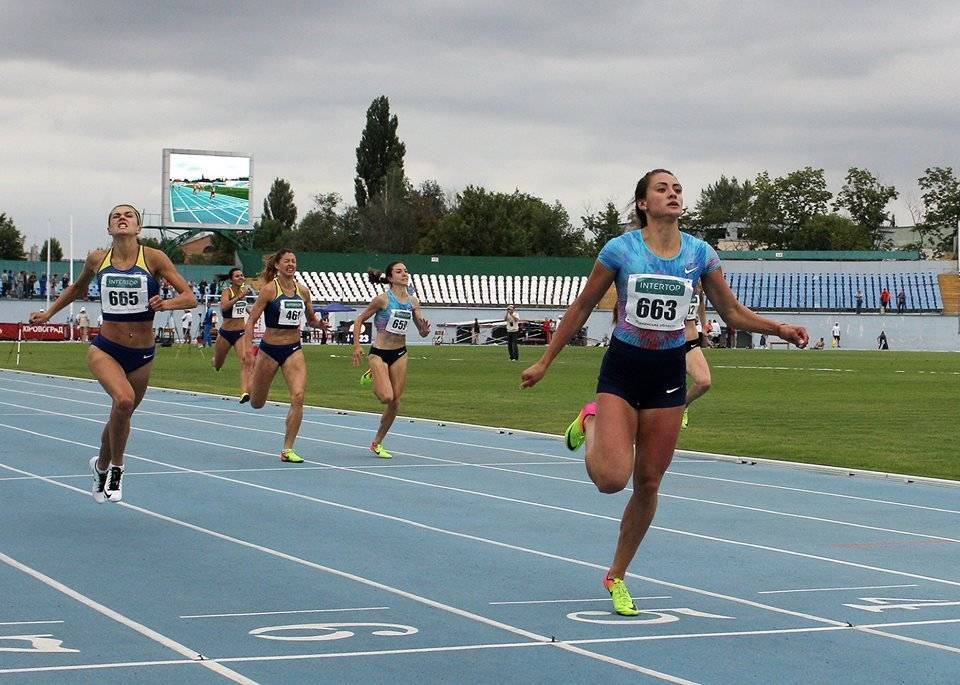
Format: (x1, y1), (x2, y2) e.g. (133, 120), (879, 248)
(564, 401), (597, 451)
(370, 442), (392, 459)
(360, 369), (372, 387)
(681, 408), (689, 429)
(603, 575), (641, 616)
(280, 449), (304, 463)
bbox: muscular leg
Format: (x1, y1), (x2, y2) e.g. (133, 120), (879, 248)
(368, 355), (392, 404)
(373, 356), (407, 445)
(279, 351), (307, 451)
(608, 405), (684, 579)
(88, 346), (154, 469)
(211, 334), (231, 370)
(233, 335), (251, 394)
(685, 346), (712, 406)
(249, 350), (280, 409)
(584, 393), (637, 494)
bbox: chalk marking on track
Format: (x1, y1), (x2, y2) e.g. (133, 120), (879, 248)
(181, 607), (390, 619)
(758, 584), (918, 595)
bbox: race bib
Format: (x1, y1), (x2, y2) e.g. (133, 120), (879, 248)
(277, 299), (304, 327)
(625, 274), (691, 331)
(684, 291), (700, 321)
(101, 274), (148, 315)
(232, 299), (247, 318)
(385, 308), (413, 336)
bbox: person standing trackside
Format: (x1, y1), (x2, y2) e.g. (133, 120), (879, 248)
(520, 169), (807, 616)
(897, 289), (906, 314)
(855, 289), (863, 314)
(880, 287), (890, 314)
(471, 318), (481, 345)
(505, 305), (520, 361)
(831, 321), (841, 348)
(30, 204), (196, 503)
(77, 307), (91, 343)
(181, 309), (193, 344)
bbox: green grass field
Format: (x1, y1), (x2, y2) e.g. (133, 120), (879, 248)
(2, 342), (958, 480)
(213, 186), (249, 200)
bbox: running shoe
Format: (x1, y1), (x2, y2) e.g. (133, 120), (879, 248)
(280, 449), (304, 463)
(603, 575), (641, 616)
(360, 369), (372, 387)
(564, 401), (597, 451)
(104, 465), (123, 503)
(89, 457), (107, 504)
(370, 442), (392, 459)
(239, 392), (250, 404)
(681, 408), (689, 429)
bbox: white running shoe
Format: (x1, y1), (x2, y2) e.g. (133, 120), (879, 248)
(89, 457), (107, 504)
(104, 465), (124, 502)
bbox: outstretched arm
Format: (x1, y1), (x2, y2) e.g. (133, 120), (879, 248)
(29, 252), (100, 323)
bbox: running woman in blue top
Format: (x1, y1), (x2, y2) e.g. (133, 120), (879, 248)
(211, 267), (252, 403)
(521, 170), (808, 615)
(30, 204), (196, 503)
(243, 249), (327, 463)
(351, 262), (431, 458)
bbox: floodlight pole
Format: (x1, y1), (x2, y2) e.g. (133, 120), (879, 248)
(69, 215), (74, 340)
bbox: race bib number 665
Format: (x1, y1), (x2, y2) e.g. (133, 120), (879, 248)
(625, 274), (692, 331)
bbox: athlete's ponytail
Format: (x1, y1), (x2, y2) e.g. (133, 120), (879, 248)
(367, 261), (402, 285)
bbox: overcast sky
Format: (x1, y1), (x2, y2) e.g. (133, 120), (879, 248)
(3, 1), (959, 255)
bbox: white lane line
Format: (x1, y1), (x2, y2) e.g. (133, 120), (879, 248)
(0, 552), (257, 684)
(181, 607), (390, 619)
(4, 390), (958, 550)
(5, 425), (960, 660)
(758, 584), (918, 595)
(490, 597), (671, 605)
(3, 401), (960, 590)
(0, 620), (64, 626)
(0, 459), (692, 683)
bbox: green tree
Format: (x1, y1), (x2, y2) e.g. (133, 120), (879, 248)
(688, 175), (753, 247)
(917, 167), (960, 256)
(418, 186), (581, 257)
(745, 168), (832, 249)
(354, 95), (406, 208)
(254, 177), (297, 250)
(833, 167), (898, 249)
(581, 202), (623, 254)
(0, 213), (25, 259)
(788, 214), (872, 251)
(139, 236), (185, 263)
(39, 238), (64, 262)
(409, 180), (449, 249)
(356, 165), (418, 252)
(285, 193), (352, 252)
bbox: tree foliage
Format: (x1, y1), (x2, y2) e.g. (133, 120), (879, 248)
(259, 177), (297, 234)
(39, 238), (64, 262)
(744, 168), (832, 249)
(834, 167), (898, 248)
(787, 214), (872, 251)
(917, 166), (960, 256)
(354, 95), (406, 208)
(688, 176), (753, 247)
(417, 186), (583, 257)
(0, 213), (25, 259)
(581, 202), (623, 254)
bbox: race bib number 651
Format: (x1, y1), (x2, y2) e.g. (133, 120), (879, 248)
(625, 274), (692, 331)
(385, 309), (412, 335)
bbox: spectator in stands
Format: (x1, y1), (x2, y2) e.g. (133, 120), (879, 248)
(181, 309), (193, 344)
(897, 289), (906, 314)
(28, 272), (36, 298)
(880, 287), (890, 314)
(202, 306), (215, 346)
(199, 279), (208, 301)
(39, 272), (47, 298)
(61, 274), (69, 291)
(758, 333), (767, 349)
(471, 318), (481, 345)
(351, 261), (430, 459)
(505, 305), (520, 361)
(0, 269), (7, 297)
(77, 307), (90, 343)
(877, 330), (889, 350)
(813, 337), (825, 350)
(831, 321), (841, 348)
(855, 289), (863, 314)
(542, 317), (553, 344)
(520, 168), (808, 617)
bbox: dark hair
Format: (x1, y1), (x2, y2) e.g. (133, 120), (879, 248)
(367, 260), (403, 285)
(259, 248), (294, 283)
(107, 204), (142, 228)
(228, 267), (243, 279)
(633, 168), (675, 228)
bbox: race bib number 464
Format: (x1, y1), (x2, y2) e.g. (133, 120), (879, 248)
(625, 274), (692, 331)
(278, 299), (304, 327)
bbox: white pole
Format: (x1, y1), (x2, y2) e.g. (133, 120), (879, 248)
(45, 219), (52, 309)
(69, 215), (75, 340)
(15, 323), (22, 367)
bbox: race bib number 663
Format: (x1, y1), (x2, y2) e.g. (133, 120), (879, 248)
(625, 274), (692, 331)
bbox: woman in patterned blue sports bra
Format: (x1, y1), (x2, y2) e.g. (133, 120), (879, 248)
(243, 249), (327, 464)
(521, 170), (809, 616)
(351, 262), (431, 459)
(30, 204), (196, 503)
(211, 267), (252, 404)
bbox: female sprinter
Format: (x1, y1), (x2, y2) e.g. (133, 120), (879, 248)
(521, 170), (807, 615)
(681, 282), (711, 429)
(211, 267), (252, 403)
(30, 204), (196, 503)
(243, 249), (326, 463)
(352, 262), (430, 458)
